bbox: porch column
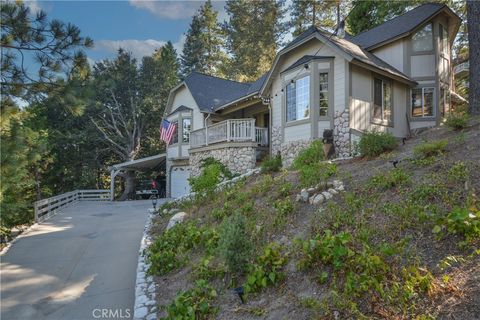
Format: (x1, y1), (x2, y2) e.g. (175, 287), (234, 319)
(110, 168), (120, 201)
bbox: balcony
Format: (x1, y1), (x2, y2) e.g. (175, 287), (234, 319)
(190, 118), (268, 149)
(454, 61), (469, 78)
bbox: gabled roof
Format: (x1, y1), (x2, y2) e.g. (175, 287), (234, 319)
(350, 3), (447, 50)
(183, 72), (251, 113)
(282, 55), (335, 74)
(260, 26), (416, 94)
(166, 105), (192, 117)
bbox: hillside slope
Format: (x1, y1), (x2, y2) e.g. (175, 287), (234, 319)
(149, 119), (479, 320)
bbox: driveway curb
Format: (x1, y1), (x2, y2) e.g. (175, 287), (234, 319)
(133, 210), (157, 320)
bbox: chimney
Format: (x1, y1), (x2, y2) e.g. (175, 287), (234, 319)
(337, 20), (345, 39)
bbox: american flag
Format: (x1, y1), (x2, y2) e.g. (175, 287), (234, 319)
(160, 119), (177, 145)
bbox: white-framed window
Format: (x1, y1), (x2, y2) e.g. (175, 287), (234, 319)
(373, 78), (392, 123)
(182, 118), (191, 143)
(286, 75), (310, 122)
(171, 121), (178, 144)
(412, 87), (435, 118)
(319, 72), (329, 117)
(412, 23), (433, 52)
(440, 24), (448, 55)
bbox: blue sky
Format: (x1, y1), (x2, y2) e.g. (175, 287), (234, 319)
(25, 0), (229, 63)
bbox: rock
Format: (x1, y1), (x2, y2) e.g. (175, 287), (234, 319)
(166, 212), (187, 230)
(333, 180), (342, 188)
(162, 208), (169, 215)
(307, 187), (316, 195)
(309, 195), (316, 205)
(134, 306), (148, 319)
(136, 294), (148, 305)
(336, 185), (345, 192)
(146, 313), (157, 320)
(169, 208), (181, 215)
(322, 192), (333, 200)
(328, 188), (338, 195)
(300, 189), (309, 202)
(312, 194), (325, 205)
(295, 194), (302, 202)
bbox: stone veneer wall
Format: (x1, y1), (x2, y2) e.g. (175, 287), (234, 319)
(271, 126), (282, 157)
(189, 146), (256, 177)
(280, 139), (312, 168)
(333, 110), (351, 157)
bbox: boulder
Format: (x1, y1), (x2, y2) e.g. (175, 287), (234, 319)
(166, 212), (187, 230)
(300, 189), (309, 202)
(312, 194), (325, 205)
(322, 192), (333, 200)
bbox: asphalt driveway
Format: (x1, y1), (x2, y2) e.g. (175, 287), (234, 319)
(1, 200), (166, 320)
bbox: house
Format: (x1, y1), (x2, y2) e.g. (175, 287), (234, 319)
(163, 3), (461, 198)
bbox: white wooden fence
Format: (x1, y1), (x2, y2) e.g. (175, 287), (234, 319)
(34, 189), (110, 222)
(190, 118), (268, 148)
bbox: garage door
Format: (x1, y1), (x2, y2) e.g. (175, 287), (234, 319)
(170, 166), (191, 198)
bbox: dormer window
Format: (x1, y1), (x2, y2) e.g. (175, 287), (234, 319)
(412, 23), (433, 52)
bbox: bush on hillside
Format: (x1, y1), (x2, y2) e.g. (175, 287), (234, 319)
(218, 212), (252, 275)
(292, 140), (337, 187)
(413, 139), (448, 159)
(445, 114), (468, 130)
(261, 154), (282, 173)
(189, 157), (233, 196)
(292, 140), (325, 168)
(358, 131), (397, 158)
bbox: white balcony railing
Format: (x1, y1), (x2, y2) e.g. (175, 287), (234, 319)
(454, 61), (469, 75)
(190, 118), (268, 148)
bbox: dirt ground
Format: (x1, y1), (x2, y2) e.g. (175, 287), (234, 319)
(149, 118), (480, 320)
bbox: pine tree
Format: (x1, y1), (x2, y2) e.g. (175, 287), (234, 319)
(346, 0), (420, 36)
(141, 42), (180, 156)
(181, 15), (204, 77)
(289, 0), (347, 36)
(224, 0), (286, 82)
(181, 0), (226, 77)
(0, 1), (92, 101)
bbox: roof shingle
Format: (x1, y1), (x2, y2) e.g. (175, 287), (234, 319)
(350, 3), (445, 49)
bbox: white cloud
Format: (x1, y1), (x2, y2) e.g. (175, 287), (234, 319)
(24, 0), (42, 14)
(93, 35), (186, 60)
(129, 0), (199, 20)
(128, 0), (227, 21)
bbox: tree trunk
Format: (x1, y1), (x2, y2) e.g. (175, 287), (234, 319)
(467, 0), (480, 115)
(117, 170), (135, 201)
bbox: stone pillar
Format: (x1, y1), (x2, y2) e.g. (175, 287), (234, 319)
(333, 110), (351, 157)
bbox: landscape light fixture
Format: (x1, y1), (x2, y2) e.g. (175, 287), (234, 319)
(152, 196), (158, 211)
(233, 286), (245, 304)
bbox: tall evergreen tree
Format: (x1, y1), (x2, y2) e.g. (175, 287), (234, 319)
(141, 41), (180, 156)
(0, 1), (92, 101)
(289, 0), (348, 36)
(181, 0), (226, 77)
(347, 0), (421, 36)
(224, 0), (286, 82)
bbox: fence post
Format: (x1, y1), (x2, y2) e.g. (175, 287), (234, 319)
(226, 120), (231, 142)
(251, 119), (256, 142)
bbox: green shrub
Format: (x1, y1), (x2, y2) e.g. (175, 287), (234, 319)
(293, 140), (325, 168)
(162, 279), (218, 319)
(261, 154), (282, 173)
(298, 162), (337, 187)
(442, 207), (479, 242)
(244, 243), (288, 295)
(218, 212), (252, 275)
(358, 131), (397, 158)
(445, 114), (468, 130)
(189, 158), (233, 197)
(273, 198), (294, 216)
(413, 139), (448, 159)
(447, 161), (468, 182)
(148, 223), (219, 275)
(368, 168), (411, 190)
(297, 230), (353, 270)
